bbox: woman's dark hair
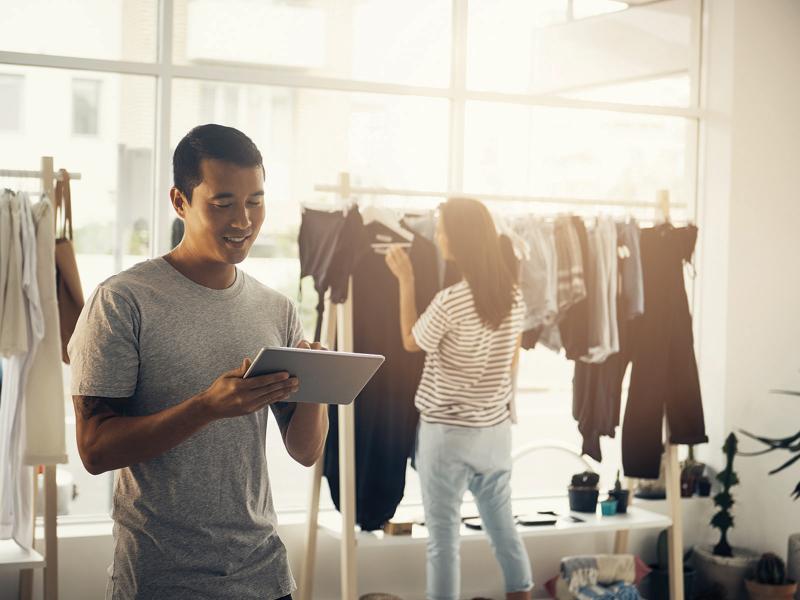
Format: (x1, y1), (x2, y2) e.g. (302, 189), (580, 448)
(173, 123), (264, 201)
(439, 197), (519, 329)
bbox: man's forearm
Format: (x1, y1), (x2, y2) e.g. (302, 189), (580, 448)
(285, 403), (329, 467)
(75, 394), (213, 475)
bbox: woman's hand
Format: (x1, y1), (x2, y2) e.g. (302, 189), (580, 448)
(385, 246), (414, 283)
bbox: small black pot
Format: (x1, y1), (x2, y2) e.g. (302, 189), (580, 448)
(697, 477), (712, 497)
(568, 487), (599, 513)
(609, 489), (630, 514)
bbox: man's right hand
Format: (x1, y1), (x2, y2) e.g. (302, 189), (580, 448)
(199, 358), (300, 420)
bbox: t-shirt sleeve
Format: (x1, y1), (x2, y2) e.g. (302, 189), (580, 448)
(68, 286), (140, 398)
(412, 290), (451, 353)
(271, 299), (305, 434)
(285, 299), (305, 348)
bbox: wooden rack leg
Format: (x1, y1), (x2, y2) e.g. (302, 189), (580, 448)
(337, 283), (357, 600)
(299, 294), (337, 600)
(613, 530), (629, 554)
(299, 458), (324, 600)
(44, 465), (58, 600)
(18, 469), (37, 600)
(665, 433), (685, 600)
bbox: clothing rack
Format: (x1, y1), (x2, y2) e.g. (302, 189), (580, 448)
(299, 282), (357, 600)
(314, 175), (688, 211)
(0, 169), (81, 182)
(299, 172), (686, 600)
(0, 156), (78, 600)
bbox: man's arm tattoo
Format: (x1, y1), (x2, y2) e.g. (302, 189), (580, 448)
(271, 402), (297, 438)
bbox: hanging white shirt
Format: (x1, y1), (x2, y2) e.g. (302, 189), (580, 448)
(0, 191), (11, 332)
(0, 192), (42, 549)
(24, 197), (67, 465)
(0, 193), (27, 356)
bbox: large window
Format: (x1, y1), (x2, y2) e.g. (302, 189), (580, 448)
(0, 0), (702, 518)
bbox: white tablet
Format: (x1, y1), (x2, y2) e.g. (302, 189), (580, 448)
(243, 347), (385, 405)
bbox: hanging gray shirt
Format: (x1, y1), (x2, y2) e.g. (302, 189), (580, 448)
(68, 257), (303, 600)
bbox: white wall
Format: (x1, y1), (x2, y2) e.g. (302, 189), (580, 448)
(699, 0), (800, 554)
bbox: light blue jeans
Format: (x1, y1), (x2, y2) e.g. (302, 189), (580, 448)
(416, 420), (533, 600)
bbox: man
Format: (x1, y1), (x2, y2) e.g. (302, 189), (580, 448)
(69, 124), (328, 600)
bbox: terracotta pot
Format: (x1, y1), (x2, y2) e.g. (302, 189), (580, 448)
(746, 579), (798, 600)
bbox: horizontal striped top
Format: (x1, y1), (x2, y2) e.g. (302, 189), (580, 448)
(412, 280), (524, 427)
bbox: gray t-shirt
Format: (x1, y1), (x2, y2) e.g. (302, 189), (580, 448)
(68, 257), (303, 600)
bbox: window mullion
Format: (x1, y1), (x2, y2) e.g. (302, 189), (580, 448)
(448, 0), (468, 194)
(153, 0), (174, 257)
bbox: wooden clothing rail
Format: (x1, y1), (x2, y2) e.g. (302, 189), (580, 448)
(299, 283), (357, 600)
(298, 173), (686, 600)
(0, 156), (78, 600)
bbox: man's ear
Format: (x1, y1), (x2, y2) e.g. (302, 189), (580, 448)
(170, 187), (189, 219)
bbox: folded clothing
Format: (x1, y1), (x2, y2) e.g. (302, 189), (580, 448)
(553, 555), (646, 600)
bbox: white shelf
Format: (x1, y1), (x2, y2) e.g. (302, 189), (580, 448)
(318, 498), (672, 548)
(0, 539), (45, 571)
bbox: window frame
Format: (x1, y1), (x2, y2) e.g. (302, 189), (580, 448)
(0, 0), (707, 518)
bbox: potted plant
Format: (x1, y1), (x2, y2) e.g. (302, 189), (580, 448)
(568, 470), (599, 513)
(745, 553), (798, 600)
(738, 384), (800, 590)
(608, 470), (630, 514)
(681, 445), (706, 497)
(693, 433), (759, 600)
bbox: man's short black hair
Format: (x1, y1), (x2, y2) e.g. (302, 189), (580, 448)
(173, 124), (264, 201)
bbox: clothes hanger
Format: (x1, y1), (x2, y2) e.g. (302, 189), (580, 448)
(361, 204), (413, 242)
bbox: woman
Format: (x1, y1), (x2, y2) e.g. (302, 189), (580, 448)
(386, 197), (532, 600)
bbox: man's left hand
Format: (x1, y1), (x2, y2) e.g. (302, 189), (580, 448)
(297, 340), (326, 351)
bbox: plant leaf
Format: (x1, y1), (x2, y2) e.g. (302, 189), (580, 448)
(768, 452), (800, 475)
(713, 492), (734, 509)
(739, 430), (784, 448)
(711, 512), (733, 529)
(740, 429), (800, 449)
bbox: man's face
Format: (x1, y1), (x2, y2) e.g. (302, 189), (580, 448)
(175, 159), (265, 265)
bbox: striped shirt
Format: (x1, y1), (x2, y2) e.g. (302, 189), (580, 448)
(412, 280), (525, 427)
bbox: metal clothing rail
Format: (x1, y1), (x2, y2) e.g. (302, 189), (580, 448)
(314, 175), (687, 210)
(0, 169), (81, 181)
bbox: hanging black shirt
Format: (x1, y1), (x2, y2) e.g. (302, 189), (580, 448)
(622, 224), (707, 479)
(322, 222), (443, 530)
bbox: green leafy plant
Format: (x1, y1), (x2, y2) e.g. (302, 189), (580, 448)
(739, 388), (800, 501)
(711, 433), (739, 557)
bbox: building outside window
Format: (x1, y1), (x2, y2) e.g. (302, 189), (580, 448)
(72, 79), (101, 136)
